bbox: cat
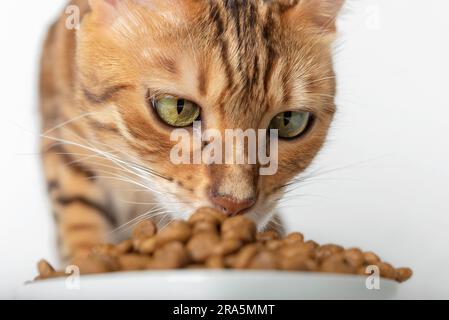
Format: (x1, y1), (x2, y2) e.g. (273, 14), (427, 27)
(40, 0), (344, 263)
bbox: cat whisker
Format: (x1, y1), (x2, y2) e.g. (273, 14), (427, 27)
(276, 204), (310, 211)
(110, 206), (173, 234)
(41, 133), (171, 194)
(280, 178), (347, 195)
(278, 193), (330, 202)
(79, 161), (181, 197)
(112, 211), (171, 235)
(88, 174), (157, 193)
(64, 154), (151, 181)
(41, 111), (100, 136)
(62, 128), (171, 181)
(278, 156), (390, 192)
(116, 199), (194, 206)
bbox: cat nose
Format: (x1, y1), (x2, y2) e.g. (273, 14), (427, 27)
(209, 193), (256, 216)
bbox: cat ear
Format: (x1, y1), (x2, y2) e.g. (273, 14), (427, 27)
(283, 0), (345, 33)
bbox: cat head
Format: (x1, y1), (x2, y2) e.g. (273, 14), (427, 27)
(76, 0), (344, 227)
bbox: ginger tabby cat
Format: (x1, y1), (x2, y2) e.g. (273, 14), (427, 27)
(40, 0), (344, 264)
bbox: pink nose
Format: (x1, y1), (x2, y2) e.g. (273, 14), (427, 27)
(210, 193), (256, 216)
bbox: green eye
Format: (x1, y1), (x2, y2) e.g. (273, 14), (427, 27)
(269, 111), (312, 139)
(152, 96), (200, 127)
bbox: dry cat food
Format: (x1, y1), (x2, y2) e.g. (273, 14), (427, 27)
(36, 208), (413, 283)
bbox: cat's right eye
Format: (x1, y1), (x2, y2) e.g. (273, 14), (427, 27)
(150, 95), (201, 128)
(269, 111), (313, 139)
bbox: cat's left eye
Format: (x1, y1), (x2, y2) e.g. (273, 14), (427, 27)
(151, 96), (200, 127)
(269, 111), (312, 139)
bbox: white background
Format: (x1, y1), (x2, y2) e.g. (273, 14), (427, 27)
(0, 0), (448, 299)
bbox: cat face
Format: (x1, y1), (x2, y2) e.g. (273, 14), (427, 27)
(76, 0), (343, 227)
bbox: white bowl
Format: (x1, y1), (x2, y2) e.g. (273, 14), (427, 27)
(15, 270), (398, 300)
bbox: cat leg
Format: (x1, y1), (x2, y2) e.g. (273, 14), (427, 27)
(42, 142), (116, 265)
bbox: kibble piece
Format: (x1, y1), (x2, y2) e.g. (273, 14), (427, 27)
(280, 243), (315, 259)
(189, 207), (226, 225)
(224, 255), (238, 268)
(212, 239), (243, 256)
(137, 237), (157, 254)
(229, 244), (260, 269)
(133, 220), (157, 240)
(90, 252), (121, 271)
(221, 216), (257, 243)
(364, 251), (381, 265)
(187, 233), (220, 263)
(248, 250), (279, 270)
(99, 252), (121, 267)
(38, 260), (56, 278)
(116, 240), (134, 254)
(150, 242), (190, 269)
(284, 232), (304, 245)
(91, 244), (121, 257)
(266, 240), (284, 251)
(256, 231), (279, 242)
(280, 256), (317, 272)
(71, 255), (116, 275)
(132, 220), (157, 250)
(304, 240), (320, 250)
(221, 216), (255, 232)
(377, 262), (396, 280)
(118, 254), (152, 271)
(320, 254), (355, 274)
(395, 268), (413, 283)
(356, 266), (368, 275)
(156, 221), (192, 246)
(316, 244), (344, 262)
(222, 228), (253, 243)
(206, 255), (226, 269)
(344, 248), (365, 268)
(192, 221), (219, 235)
